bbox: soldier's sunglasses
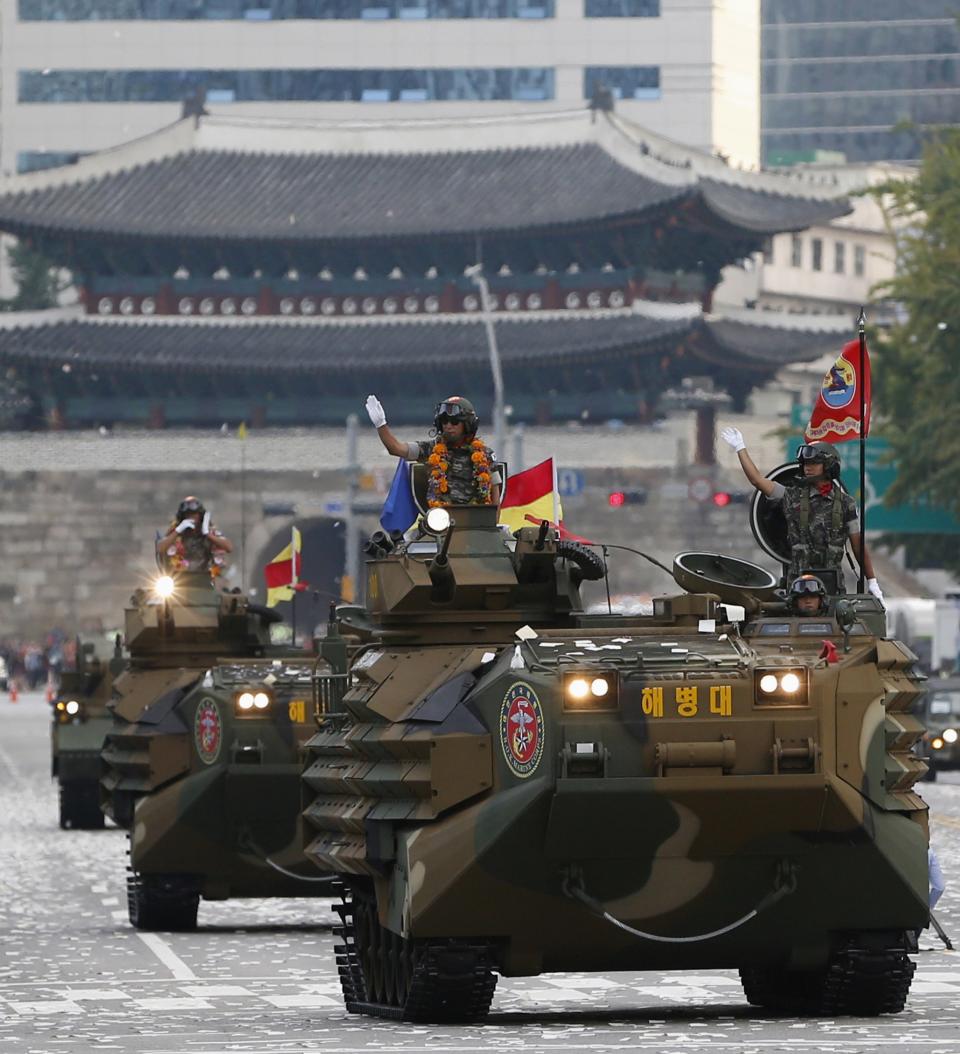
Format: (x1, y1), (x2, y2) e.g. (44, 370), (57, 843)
(796, 444), (826, 461)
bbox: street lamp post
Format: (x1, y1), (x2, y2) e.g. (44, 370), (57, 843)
(464, 263), (507, 459)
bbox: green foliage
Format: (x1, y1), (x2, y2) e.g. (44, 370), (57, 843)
(870, 129), (960, 573)
(2, 241), (67, 311)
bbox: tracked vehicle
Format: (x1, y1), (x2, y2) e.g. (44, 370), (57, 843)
(303, 492), (929, 1023)
(102, 571), (336, 930)
(51, 636), (125, 830)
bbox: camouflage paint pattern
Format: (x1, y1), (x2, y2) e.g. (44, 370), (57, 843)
(304, 505), (928, 979)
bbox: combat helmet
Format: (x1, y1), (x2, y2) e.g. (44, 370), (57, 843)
(177, 495), (205, 519)
(796, 441), (841, 479)
(434, 396), (479, 437)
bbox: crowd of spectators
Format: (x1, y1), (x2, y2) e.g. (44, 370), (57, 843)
(0, 634), (76, 692)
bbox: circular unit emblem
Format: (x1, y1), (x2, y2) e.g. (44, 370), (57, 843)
(194, 698), (222, 765)
(499, 682), (545, 779)
(820, 358), (856, 409)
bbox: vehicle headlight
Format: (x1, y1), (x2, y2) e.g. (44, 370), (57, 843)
(235, 689), (273, 716)
(425, 507), (451, 534)
(563, 672), (619, 711)
(153, 575), (175, 599)
(754, 669), (807, 706)
(944, 728), (958, 744)
(65, 700), (80, 716)
(932, 737), (945, 750)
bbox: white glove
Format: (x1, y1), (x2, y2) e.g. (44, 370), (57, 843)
(365, 395), (386, 428)
(867, 578), (884, 603)
(175, 519), (195, 534)
(201, 511), (211, 536)
(719, 426), (746, 453)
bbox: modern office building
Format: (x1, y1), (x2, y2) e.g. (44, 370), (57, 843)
(2, 0), (761, 178)
(763, 0), (960, 165)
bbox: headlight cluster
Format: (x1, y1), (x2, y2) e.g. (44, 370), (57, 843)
(153, 575), (176, 599)
(754, 669), (807, 706)
(55, 699), (84, 722)
(234, 690), (272, 716)
(943, 728), (958, 744)
(931, 736), (945, 751)
(563, 673), (618, 711)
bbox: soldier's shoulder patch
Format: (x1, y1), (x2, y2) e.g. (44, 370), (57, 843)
(499, 681), (545, 779)
(194, 698), (222, 765)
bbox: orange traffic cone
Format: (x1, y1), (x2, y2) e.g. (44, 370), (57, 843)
(45, 675), (56, 704)
(9, 682), (18, 703)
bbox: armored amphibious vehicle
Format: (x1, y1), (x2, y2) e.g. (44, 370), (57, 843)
(303, 497), (928, 1022)
(102, 571), (337, 930)
(52, 636), (125, 830)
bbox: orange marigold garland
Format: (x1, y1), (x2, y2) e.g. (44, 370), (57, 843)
(428, 438), (493, 507)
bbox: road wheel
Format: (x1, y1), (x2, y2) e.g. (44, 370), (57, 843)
(127, 872), (200, 932)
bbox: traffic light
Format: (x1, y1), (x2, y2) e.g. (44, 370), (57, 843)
(712, 491), (749, 507)
(608, 489), (647, 507)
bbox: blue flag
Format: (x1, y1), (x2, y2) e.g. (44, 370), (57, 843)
(379, 458), (419, 534)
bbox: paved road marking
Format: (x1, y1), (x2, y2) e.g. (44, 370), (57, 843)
(135, 932), (197, 980)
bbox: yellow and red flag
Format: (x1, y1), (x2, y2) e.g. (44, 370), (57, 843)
(498, 458), (561, 534)
(264, 526), (302, 607)
(805, 338), (871, 444)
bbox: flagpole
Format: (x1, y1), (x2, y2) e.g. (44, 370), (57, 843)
(291, 525), (298, 647)
(857, 307), (866, 595)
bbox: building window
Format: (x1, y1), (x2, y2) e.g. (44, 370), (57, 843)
(811, 237), (822, 272)
(583, 66), (660, 102)
(16, 150), (84, 173)
(854, 244), (866, 277)
(834, 241), (845, 274)
(19, 67), (555, 103)
(790, 233), (802, 268)
(585, 0), (658, 15)
(18, 0), (555, 18)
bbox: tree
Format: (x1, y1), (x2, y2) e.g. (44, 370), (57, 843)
(3, 241), (68, 311)
(870, 129), (960, 575)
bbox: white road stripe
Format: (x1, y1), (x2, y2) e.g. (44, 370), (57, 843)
(135, 932), (197, 980)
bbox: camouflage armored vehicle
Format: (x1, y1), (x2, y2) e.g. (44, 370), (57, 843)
(302, 496), (929, 1023)
(914, 675), (960, 780)
(51, 636), (125, 829)
(102, 571), (337, 930)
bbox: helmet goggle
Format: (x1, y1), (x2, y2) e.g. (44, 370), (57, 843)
(796, 444), (830, 463)
(436, 402), (468, 422)
(791, 577), (826, 596)
(177, 498), (204, 516)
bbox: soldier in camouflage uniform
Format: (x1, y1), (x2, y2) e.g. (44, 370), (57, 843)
(157, 496), (233, 576)
(720, 429), (882, 601)
(366, 395), (501, 506)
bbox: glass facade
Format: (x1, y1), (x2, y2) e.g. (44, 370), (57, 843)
(762, 0), (960, 163)
(584, 66), (660, 101)
(584, 0), (657, 16)
(17, 150), (85, 172)
(19, 0), (553, 17)
(20, 66), (554, 102)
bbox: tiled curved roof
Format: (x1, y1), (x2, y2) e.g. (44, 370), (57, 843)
(0, 112), (848, 245)
(0, 308), (845, 377)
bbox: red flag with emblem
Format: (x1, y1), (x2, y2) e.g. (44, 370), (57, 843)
(804, 338), (871, 444)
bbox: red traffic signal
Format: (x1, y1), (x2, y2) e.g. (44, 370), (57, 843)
(608, 491), (626, 507)
(712, 491), (732, 507)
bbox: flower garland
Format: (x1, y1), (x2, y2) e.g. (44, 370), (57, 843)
(427, 438), (493, 507)
(166, 529), (225, 578)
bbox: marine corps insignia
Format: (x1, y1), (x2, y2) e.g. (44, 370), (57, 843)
(195, 698), (222, 765)
(499, 682), (544, 778)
